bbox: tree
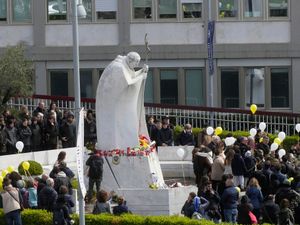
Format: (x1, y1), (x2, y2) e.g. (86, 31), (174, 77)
(0, 44), (33, 108)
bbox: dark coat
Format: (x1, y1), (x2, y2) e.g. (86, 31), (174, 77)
(54, 175), (73, 195)
(84, 118), (97, 144)
(244, 156), (256, 177)
(181, 200), (194, 218)
(30, 123), (42, 151)
(231, 153), (247, 176)
(237, 203), (254, 225)
(44, 121), (58, 149)
(113, 205), (129, 215)
(177, 131), (195, 146)
(38, 185), (58, 211)
(4, 125), (18, 154)
(256, 143), (270, 156)
(17, 125), (32, 146)
(86, 154), (104, 180)
(221, 186), (239, 210)
(246, 187), (263, 210)
(60, 122), (76, 148)
(157, 127), (173, 146)
(261, 200), (280, 224)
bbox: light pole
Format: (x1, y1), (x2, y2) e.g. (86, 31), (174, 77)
(72, 1), (86, 225)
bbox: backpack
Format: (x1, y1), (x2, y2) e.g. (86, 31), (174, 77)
(89, 157), (103, 179)
(53, 208), (67, 225)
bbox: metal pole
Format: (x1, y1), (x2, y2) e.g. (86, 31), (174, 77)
(208, 0), (214, 126)
(72, 1), (85, 225)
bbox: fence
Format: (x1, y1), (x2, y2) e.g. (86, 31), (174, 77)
(6, 95), (300, 136)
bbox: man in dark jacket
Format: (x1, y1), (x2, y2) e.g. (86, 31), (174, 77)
(177, 124), (195, 146)
(261, 194), (280, 224)
(256, 136), (270, 156)
(17, 117), (32, 152)
(38, 178), (58, 211)
(231, 149), (247, 190)
(221, 176), (239, 223)
(60, 111), (76, 148)
(3, 119), (18, 154)
(156, 121), (173, 146)
(84, 110), (97, 145)
(30, 116), (42, 151)
(54, 171), (73, 196)
(86, 152), (104, 203)
(44, 115), (59, 150)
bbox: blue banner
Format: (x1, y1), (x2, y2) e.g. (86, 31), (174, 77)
(207, 20), (215, 75)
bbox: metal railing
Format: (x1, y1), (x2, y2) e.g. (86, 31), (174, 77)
(6, 95), (300, 136)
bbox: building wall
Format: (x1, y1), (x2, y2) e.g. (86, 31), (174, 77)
(0, 0), (299, 112)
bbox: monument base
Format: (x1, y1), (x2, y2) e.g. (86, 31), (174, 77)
(116, 186), (197, 215)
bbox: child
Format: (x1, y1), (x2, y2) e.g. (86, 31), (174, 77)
(27, 180), (38, 209)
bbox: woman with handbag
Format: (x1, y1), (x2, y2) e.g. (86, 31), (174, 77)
(0, 177), (23, 225)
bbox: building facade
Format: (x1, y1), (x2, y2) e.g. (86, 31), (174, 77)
(0, 0), (299, 112)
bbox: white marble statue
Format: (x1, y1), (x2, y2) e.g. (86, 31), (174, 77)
(96, 52), (149, 150)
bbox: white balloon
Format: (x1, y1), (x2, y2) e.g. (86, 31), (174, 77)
(278, 132), (286, 141)
(249, 128), (257, 137)
(176, 148), (185, 159)
(225, 137), (236, 146)
(206, 126), (214, 135)
(259, 122), (266, 132)
(270, 143), (278, 152)
(278, 149), (286, 159)
(16, 141), (24, 152)
(296, 124), (300, 133)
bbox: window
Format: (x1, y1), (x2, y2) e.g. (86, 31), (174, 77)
(271, 68), (289, 108)
(133, 0), (152, 19)
(158, 0), (177, 19)
(269, 0), (288, 17)
(50, 71), (68, 96)
(245, 68), (265, 107)
(185, 69), (204, 106)
(218, 0), (238, 19)
(80, 69), (93, 98)
(243, 0), (263, 18)
(145, 70), (153, 103)
(12, 0), (32, 22)
(160, 70), (178, 104)
(181, 0), (202, 19)
(80, 0), (92, 21)
(0, 0), (7, 21)
(96, 0), (117, 20)
(221, 69), (239, 108)
(47, 0), (67, 21)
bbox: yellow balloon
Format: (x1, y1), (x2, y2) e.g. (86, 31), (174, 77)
(274, 138), (281, 145)
(2, 170), (8, 177)
(0, 176), (3, 183)
(215, 127), (223, 136)
(22, 161), (30, 171)
(250, 104), (257, 114)
(0, 182), (2, 190)
(236, 187), (240, 193)
(7, 166), (14, 173)
(259, 137), (263, 143)
(288, 177), (294, 183)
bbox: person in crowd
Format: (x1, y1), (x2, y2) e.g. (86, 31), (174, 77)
(156, 121), (173, 146)
(246, 177), (263, 221)
(0, 178), (23, 225)
(30, 116), (42, 151)
(237, 195), (255, 225)
(207, 135), (221, 154)
(37, 174), (49, 195)
(146, 115), (156, 142)
(84, 109), (97, 145)
(4, 118), (18, 154)
(239, 136), (251, 157)
(181, 192), (197, 218)
(60, 111), (76, 148)
(54, 170), (73, 196)
(53, 194), (74, 225)
(44, 114), (59, 150)
(221, 176), (239, 223)
(279, 198), (294, 225)
(17, 105), (30, 125)
(231, 149), (247, 190)
(223, 148), (235, 176)
(17, 117), (32, 153)
(47, 102), (62, 126)
(193, 146), (213, 188)
(7, 171), (22, 189)
(86, 151), (104, 203)
(176, 123), (195, 146)
(93, 189), (111, 214)
(58, 185), (74, 213)
(54, 151), (67, 168)
(27, 179), (38, 209)
(211, 142), (225, 191)
(261, 194), (280, 224)
(256, 136), (270, 156)
(244, 150), (256, 186)
(33, 101), (46, 117)
(38, 178), (58, 211)
(151, 120), (162, 144)
(16, 180), (28, 209)
(53, 151), (75, 179)
(273, 162), (287, 185)
(0, 114), (6, 154)
(197, 128), (212, 148)
(113, 196), (131, 215)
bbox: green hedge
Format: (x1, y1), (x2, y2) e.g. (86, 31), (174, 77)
(173, 125), (298, 152)
(18, 160), (43, 176)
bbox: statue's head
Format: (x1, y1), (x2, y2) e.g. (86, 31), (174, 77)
(126, 52), (141, 70)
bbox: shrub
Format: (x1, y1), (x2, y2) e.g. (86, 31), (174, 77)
(18, 160), (43, 176)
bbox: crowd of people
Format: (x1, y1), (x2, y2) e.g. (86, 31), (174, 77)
(0, 101), (97, 155)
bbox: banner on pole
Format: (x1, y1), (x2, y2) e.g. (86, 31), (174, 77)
(207, 20), (215, 76)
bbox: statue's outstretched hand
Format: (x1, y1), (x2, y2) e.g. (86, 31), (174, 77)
(142, 64), (149, 73)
